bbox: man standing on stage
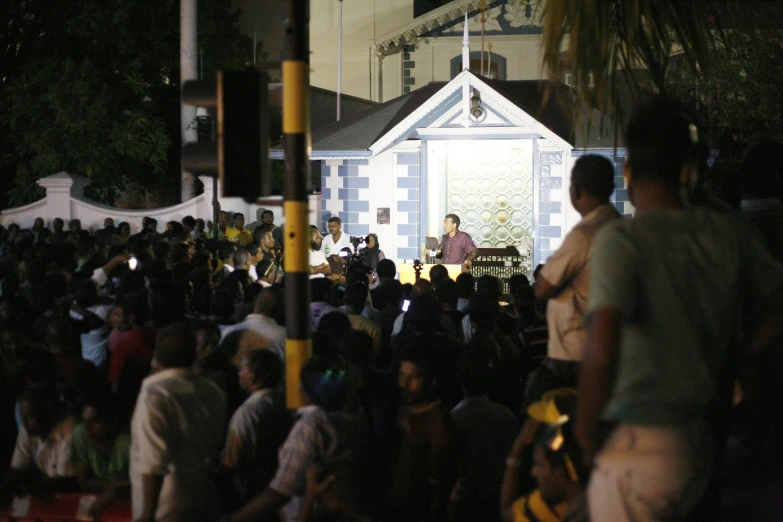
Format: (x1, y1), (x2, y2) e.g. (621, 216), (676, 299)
(438, 214), (478, 269)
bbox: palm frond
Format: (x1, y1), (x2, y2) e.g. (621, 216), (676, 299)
(541, 0), (752, 145)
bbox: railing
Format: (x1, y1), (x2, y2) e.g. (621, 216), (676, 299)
(471, 239), (534, 293)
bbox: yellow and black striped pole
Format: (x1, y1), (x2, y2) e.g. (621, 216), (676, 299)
(282, 0), (311, 409)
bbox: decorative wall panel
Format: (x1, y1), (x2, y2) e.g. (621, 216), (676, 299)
(445, 140), (533, 247)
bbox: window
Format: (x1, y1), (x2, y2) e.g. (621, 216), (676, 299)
(564, 72), (594, 88)
(451, 52), (507, 80)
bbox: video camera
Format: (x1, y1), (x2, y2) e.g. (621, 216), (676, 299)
(349, 235), (364, 251)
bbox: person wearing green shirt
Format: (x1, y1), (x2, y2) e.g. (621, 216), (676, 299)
(575, 99), (783, 522)
(71, 396), (130, 521)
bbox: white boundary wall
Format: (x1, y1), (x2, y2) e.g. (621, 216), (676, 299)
(0, 172), (321, 235)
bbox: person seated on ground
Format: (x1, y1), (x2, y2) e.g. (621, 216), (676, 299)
(384, 338), (459, 522)
(461, 274), (517, 343)
(107, 294), (155, 418)
(390, 278), (458, 338)
(71, 395), (131, 520)
(450, 350), (518, 522)
(228, 356), (368, 522)
(193, 319), (231, 390)
(428, 264), (450, 287)
(309, 226), (331, 277)
(254, 210), (283, 250)
(67, 219), (90, 243)
(181, 215), (196, 237)
(343, 282), (382, 357)
(503, 274), (531, 315)
(511, 286), (549, 365)
(369, 258), (397, 309)
(221, 287), (286, 361)
(50, 217), (67, 243)
(45, 318), (102, 417)
(71, 278), (113, 373)
(435, 278), (465, 341)
(31, 217), (52, 245)
(116, 221), (131, 241)
(258, 230), (278, 263)
(255, 258), (279, 287)
(310, 277), (342, 331)
(325, 247), (353, 284)
(220, 349), (292, 509)
(501, 396), (586, 522)
(244, 244), (261, 282)
(4, 383), (79, 499)
(193, 218), (207, 239)
(317, 311), (352, 349)
(233, 248), (253, 280)
(466, 291), (528, 414)
(209, 210), (229, 240)
(94, 217), (117, 243)
(455, 272), (474, 313)
(211, 291), (237, 332)
(342, 265), (382, 323)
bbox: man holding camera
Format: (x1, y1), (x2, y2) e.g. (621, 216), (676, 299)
(320, 216), (352, 256)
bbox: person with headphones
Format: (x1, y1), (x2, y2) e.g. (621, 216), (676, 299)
(576, 99), (783, 522)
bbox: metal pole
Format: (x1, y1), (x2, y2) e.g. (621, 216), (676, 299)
(180, 0), (198, 202)
(282, 0), (312, 409)
(337, 0), (343, 121)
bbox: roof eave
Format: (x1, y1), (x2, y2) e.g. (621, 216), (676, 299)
(269, 150), (373, 161)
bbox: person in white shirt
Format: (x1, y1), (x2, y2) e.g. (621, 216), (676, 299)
(7, 384), (79, 496)
(319, 217), (352, 257)
(226, 357), (367, 522)
(220, 349), (292, 507)
(71, 279), (112, 369)
(233, 248), (254, 282)
(245, 245), (262, 282)
(130, 323), (226, 522)
(309, 226), (330, 278)
(220, 288), (286, 361)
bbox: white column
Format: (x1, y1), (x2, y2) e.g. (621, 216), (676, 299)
(180, 0), (198, 202)
(337, 0), (343, 120)
(37, 172), (81, 222)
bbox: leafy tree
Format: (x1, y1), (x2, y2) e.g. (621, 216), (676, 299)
(539, 1), (771, 137)
(1, 0), (253, 208)
(667, 25), (783, 170)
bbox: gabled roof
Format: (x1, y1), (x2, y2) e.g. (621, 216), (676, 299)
(270, 71), (622, 159)
(308, 83), (447, 152)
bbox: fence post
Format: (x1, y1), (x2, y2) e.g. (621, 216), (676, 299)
(36, 172), (87, 224)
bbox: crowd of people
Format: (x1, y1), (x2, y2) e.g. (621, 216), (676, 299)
(1, 97), (783, 522)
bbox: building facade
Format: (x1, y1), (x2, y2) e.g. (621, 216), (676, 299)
(272, 70), (632, 271)
(308, 0), (566, 104)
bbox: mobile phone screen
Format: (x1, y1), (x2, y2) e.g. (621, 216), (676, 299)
(401, 299), (411, 312)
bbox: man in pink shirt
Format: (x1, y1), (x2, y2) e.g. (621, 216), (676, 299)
(438, 214), (478, 269)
